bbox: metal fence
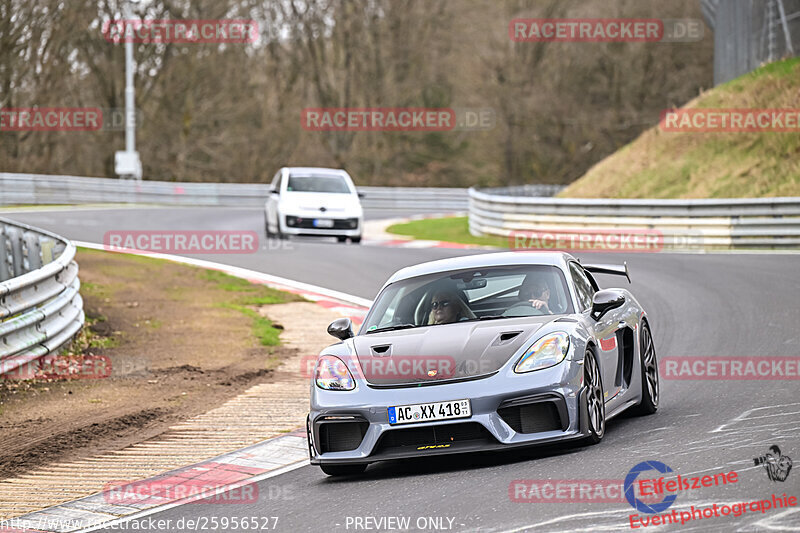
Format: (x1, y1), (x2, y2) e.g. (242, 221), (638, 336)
(703, 0), (800, 85)
(0, 218), (84, 376)
(0, 173), (475, 212)
(469, 187), (800, 249)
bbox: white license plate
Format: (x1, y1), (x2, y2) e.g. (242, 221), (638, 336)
(313, 219), (334, 228)
(387, 399), (471, 425)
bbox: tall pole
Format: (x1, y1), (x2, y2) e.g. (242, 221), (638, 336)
(115, 1), (142, 180)
(125, 34), (135, 156)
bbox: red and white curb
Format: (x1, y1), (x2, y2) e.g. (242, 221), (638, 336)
(0, 243), (371, 533)
(361, 213), (495, 250)
(1, 432), (309, 533)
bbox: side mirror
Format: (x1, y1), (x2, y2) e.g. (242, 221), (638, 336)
(590, 289), (626, 321)
(327, 318), (354, 340)
(270, 186), (279, 195)
(357, 191), (365, 199)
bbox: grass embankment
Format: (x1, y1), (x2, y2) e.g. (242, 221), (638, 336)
(387, 60), (800, 244)
(386, 216), (506, 247)
(559, 58), (800, 198)
(198, 269), (302, 346)
(0, 248), (304, 477)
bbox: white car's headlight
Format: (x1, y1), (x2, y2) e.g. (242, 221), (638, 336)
(315, 355), (356, 390)
(514, 332), (570, 373)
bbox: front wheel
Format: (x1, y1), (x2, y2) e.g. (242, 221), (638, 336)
(320, 464), (367, 476)
(630, 321), (659, 416)
(582, 348), (605, 445)
(351, 236), (362, 244)
(264, 213), (273, 238)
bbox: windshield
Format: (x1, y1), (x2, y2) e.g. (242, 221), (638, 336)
(362, 265), (574, 333)
(286, 175), (351, 194)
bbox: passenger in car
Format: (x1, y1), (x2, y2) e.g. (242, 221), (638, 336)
(428, 290), (474, 324)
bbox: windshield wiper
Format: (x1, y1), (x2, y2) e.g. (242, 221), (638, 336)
(472, 315), (508, 321)
(366, 323), (416, 334)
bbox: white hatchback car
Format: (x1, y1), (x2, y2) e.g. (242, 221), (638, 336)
(264, 167), (364, 243)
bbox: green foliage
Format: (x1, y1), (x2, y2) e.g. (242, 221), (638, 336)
(387, 217), (507, 247)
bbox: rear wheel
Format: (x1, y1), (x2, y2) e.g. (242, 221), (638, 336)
(630, 321), (659, 416)
(320, 464), (367, 476)
(337, 236), (347, 243)
(351, 236), (362, 244)
(582, 348), (605, 445)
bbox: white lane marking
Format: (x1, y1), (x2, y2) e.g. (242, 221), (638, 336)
(712, 403), (800, 433)
(751, 507), (800, 531)
(74, 459), (310, 533)
(73, 241), (373, 308)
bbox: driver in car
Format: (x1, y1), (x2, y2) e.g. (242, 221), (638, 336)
(519, 279), (552, 314)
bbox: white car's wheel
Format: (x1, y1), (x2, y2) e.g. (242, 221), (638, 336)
(264, 212), (273, 238)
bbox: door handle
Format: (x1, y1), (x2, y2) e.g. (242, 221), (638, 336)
(617, 321), (627, 329)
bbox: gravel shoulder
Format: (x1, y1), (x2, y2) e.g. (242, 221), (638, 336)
(0, 248), (314, 479)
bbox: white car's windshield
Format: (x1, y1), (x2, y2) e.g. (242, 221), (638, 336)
(363, 265), (574, 333)
(287, 175), (351, 194)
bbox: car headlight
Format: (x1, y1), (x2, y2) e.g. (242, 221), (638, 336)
(515, 332), (570, 373)
(315, 355), (356, 390)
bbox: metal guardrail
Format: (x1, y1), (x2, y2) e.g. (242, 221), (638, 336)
(469, 187), (800, 249)
(0, 218), (84, 375)
(0, 173), (476, 212)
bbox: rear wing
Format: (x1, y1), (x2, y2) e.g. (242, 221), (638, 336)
(583, 262), (631, 284)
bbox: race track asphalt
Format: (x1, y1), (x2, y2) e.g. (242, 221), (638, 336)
(5, 206), (799, 532)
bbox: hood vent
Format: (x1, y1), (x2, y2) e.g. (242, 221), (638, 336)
(493, 331), (522, 346)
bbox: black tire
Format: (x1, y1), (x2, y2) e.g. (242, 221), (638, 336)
(264, 214), (273, 238)
(320, 464), (367, 476)
(351, 236), (362, 244)
(630, 321), (659, 416)
(582, 348), (606, 445)
(337, 236), (348, 243)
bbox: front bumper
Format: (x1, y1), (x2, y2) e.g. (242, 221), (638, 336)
(308, 359), (589, 465)
(281, 214), (361, 237)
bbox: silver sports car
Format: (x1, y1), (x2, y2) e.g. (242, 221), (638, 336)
(307, 252), (659, 476)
